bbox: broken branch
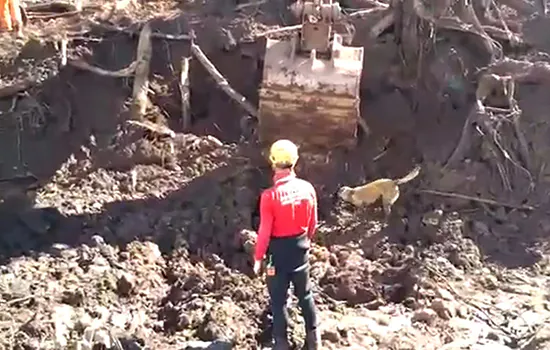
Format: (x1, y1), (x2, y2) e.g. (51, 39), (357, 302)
(27, 10), (80, 19)
(180, 56), (191, 130)
(68, 59), (137, 77)
(60, 38), (67, 67)
(24, 1), (102, 12)
(251, 24), (302, 39)
(361, 0), (390, 7)
(131, 22), (153, 120)
(125, 120), (175, 138)
(24, 2), (82, 12)
(418, 189), (536, 211)
(348, 6), (388, 17)
(482, 25), (522, 44)
(369, 9), (394, 38)
(235, 0), (267, 10)
(90, 22), (191, 41)
(191, 42), (258, 117)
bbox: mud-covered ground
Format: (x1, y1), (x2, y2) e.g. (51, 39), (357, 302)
(0, 0), (549, 349)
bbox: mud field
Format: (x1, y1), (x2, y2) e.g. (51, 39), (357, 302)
(0, 0), (549, 349)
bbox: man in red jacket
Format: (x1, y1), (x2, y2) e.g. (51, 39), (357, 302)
(253, 139), (320, 350)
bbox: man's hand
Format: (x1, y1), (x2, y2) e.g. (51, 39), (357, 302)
(253, 260), (262, 275)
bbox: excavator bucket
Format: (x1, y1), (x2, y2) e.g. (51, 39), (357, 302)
(258, 32), (364, 151)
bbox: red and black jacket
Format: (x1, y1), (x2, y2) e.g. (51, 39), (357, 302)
(254, 169), (318, 272)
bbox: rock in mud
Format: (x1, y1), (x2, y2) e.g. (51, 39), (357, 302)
(197, 299), (251, 344)
(322, 328), (341, 343)
(472, 220), (490, 236)
(61, 288), (85, 306)
(430, 298), (457, 320)
(0, 273), (31, 300)
(117, 272), (136, 296)
(50, 243), (77, 259)
(412, 308), (438, 325)
(52, 304), (76, 348)
(422, 209), (444, 226)
(480, 274), (499, 290)
(129, 241), (162, 263)
(435, 287), (454, 301)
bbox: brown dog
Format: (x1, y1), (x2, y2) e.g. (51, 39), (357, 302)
(338, 166), (421, 217)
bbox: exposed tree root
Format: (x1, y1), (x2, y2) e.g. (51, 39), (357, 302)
(354, 0), (544, 197)
(68, 59), (138, 77)
(365, 0), (544, 85)
(414, 0), (498, 59)
(444, 75), (535, 193)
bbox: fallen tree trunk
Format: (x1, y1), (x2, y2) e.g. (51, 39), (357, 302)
(60, 38), (67, 67)
(130, 22), (153, 120)
(369, 9), (394, 38)
(180, 57), (191, 130)
(190, 42), (258, 117)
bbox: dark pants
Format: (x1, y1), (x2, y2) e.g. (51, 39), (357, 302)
(267, 265), (318, 339)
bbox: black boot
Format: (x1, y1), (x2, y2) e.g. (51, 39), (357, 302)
(273, 336), (291, 350)
(302, 329), (320, 350)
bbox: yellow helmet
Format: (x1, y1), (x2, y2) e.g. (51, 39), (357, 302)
(269, 139), (299, 167)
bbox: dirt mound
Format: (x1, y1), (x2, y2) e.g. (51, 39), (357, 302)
(160, 247), (266, 346)
(0, 239), (167, 349)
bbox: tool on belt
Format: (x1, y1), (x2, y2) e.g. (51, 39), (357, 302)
(266, 255), (276, 276)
